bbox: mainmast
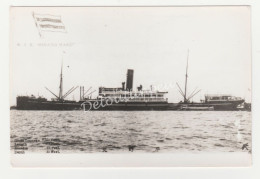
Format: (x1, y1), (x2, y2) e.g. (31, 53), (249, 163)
(176, 49), (201, 103)
(184, 49), (189, 103)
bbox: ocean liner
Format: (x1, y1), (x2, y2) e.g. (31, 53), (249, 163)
(14, 51), (246, 111)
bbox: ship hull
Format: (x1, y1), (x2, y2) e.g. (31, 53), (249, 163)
(16, 100), (81, 110)
(15, 97), (245, 111)
(81, 100), (170, 111)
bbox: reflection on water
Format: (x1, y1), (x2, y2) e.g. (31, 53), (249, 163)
(10, 110), (251, 153)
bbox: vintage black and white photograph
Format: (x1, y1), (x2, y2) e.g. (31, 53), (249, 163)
(10, 6), (251, 166)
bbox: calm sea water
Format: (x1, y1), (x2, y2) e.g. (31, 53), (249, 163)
(10, 110), (251, 153)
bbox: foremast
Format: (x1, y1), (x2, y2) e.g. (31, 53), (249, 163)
(176, 49), (201, 103)
(59, 60), (63, 100)
(45, 53), (78, 101)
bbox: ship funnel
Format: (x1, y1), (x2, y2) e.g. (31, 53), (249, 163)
(126, 69), (134, 91)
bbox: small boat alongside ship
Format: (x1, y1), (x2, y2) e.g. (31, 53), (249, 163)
(180, 105), (214, 111)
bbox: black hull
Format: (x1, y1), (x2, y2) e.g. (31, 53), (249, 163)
(16, 101), (81, 110)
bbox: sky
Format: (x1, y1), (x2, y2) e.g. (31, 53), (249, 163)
(10, 6), (251, 105)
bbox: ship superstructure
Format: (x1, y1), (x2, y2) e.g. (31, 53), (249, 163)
(81, 69), (169, 111)
(204, 94), (243, 103)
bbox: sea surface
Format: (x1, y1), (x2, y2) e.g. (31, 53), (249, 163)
(10, 110), (251, 153)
